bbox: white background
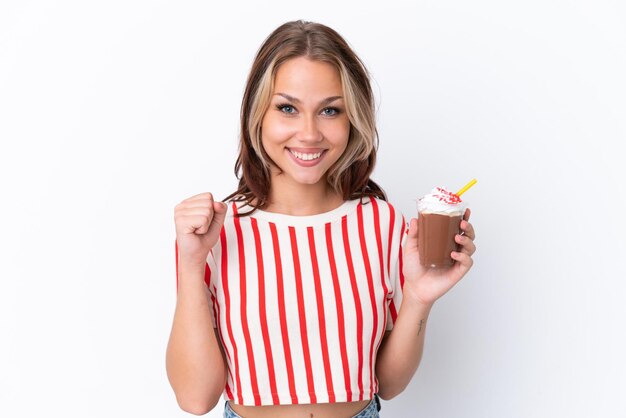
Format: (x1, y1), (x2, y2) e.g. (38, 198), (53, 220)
(1, 1), (625, 417)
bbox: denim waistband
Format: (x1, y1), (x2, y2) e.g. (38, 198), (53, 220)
(224, 395), (381, 418)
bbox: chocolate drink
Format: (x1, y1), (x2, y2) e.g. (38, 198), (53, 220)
(418, 212), (463, 268)
(417, 186), (466, 268)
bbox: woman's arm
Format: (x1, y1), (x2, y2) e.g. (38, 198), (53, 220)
(375, 298), (433, 400)
(166, 259), (227, 415)
(376, 212), (476, 400)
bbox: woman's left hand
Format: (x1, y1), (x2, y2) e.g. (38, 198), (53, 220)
(401, 208), (476, 307)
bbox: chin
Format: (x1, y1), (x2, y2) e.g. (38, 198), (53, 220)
(296, 178), (324, 186)
(291, 174), (326, 186)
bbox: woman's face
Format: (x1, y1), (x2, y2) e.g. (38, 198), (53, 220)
(260, 57), (350, 191)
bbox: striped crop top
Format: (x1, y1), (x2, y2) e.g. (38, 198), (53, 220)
(175, 197), (407, 406)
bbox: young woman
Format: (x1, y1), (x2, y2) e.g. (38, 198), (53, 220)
(166, 20), (476, 418)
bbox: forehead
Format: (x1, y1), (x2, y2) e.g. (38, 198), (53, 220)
(273, 57), (343, 96)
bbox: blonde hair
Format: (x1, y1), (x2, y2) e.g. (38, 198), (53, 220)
(226, 20), (385, 212)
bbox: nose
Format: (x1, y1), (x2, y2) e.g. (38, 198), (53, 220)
(297, 114), (323, 142)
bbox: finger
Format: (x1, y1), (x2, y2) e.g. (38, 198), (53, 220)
(177, 214), (211, 235)
(175, 194), (214, 214)
(450, 251), (473, 277)
(206, 201), (228, 237)
(178, 207), (214, 218)
(174, 206), (213, 234)
(455, 233), (476, 256)
(175, 202), (212, 217)
(460, 220), (476, 241)
(184, 192), (215, 202)
(463, 207), (471, 222)
(194, 213), (212, 234)
(181, 200), (212, 210)
(407, 218), (418, 238)
(187, 195), (216, 235)
(193, 199), (215, 235)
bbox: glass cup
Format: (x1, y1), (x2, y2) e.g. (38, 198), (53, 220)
(417, 198), (466, 268)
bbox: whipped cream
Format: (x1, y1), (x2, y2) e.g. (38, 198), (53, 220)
(417, 186), (465, 215)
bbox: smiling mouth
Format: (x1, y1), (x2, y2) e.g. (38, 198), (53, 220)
(287, 148), (326, 161)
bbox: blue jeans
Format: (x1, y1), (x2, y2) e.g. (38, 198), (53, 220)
(224, 395), (381, 418)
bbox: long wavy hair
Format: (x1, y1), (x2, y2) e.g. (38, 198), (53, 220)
(224, 20), (386, 215)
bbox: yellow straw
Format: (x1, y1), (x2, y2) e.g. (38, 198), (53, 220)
(456, 179), (477, 196)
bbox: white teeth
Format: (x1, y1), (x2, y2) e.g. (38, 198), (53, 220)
(289, 149), (323, 161)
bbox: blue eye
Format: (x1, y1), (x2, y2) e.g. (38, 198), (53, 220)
(277, 104), (296, 114)
(322, 107), (339, 116)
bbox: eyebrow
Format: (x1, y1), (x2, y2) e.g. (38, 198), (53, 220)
(275, 93), (343, 106)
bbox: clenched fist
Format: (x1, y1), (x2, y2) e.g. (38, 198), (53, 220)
(174, 192), (227, 267)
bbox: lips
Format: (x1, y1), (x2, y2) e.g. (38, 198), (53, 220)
(286, 147), (327, 166)
(287, 148), (324, 161)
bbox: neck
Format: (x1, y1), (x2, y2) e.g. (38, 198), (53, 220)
(263, 177), (344, 216)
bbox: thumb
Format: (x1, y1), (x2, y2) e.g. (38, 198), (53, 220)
(408, 217), (418, 237)
(405, 218), (419, 252)
(206, 201), (228, 236)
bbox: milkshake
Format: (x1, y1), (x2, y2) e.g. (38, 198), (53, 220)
(417, 187), (466, 268)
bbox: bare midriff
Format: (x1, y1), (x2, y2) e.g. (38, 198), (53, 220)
(229, 399), (371, 418)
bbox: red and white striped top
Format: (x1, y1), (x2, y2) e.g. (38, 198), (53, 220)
(175, 197), (407, 406)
